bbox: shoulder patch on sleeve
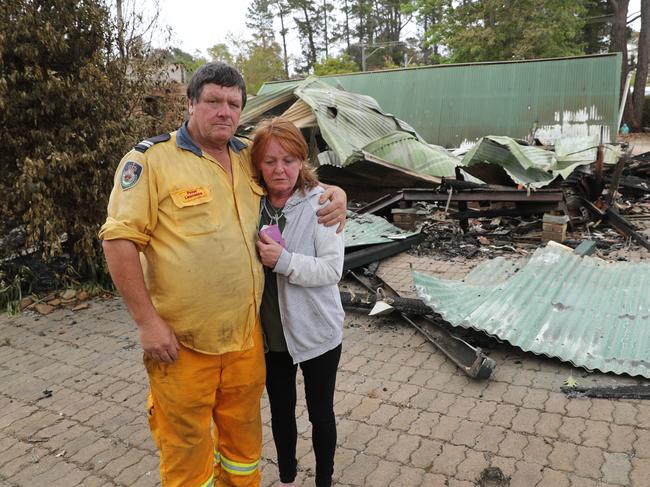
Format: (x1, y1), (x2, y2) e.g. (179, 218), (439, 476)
(120, 161), (144, 190)
(134, 133), (171, 153)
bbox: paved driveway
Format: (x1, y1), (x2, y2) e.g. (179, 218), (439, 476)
(1, 255), (649, 486)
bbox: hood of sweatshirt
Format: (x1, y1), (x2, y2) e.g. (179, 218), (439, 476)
(282, 185), (325, 214)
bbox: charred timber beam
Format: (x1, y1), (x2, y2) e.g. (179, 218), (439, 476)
(347, 271), (495, 380)
(605, 154), (629, 206)
(340, 291), (432, 315)
(562, 385), (650, 400)
(440, 177), (483, 190)
(357, 192), (404, 215)
(455, 204), (560, 220)
(356, 187), (565, 216)
(583, 199), (650, 252)
(401, 188), (564, 203)
(605, 209), (650, 251)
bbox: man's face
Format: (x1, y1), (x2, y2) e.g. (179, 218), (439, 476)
(188, 83), (243, 147)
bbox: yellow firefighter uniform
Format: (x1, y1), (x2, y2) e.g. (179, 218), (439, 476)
(99, 123), (265, 486)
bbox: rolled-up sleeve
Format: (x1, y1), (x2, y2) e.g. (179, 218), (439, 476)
(98, 152), (158, 251)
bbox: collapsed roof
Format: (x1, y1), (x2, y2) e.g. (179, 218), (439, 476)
(241, 76), (621, 192)
(239, 77), (459, 188)
(461, 135), (621, 189)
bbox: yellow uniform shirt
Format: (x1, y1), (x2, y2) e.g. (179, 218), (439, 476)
(99, 124), (265, 355)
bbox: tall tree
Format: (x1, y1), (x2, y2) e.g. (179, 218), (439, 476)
(289, 0), (322, 71)
(322, 0), (335, 58)
(430, 0), (588, 63)
(246, 0), (276, 49)
(579, 0), (613, 54)
(610, 0), (631, 99)
(271, 0), (291, 76)
(403, 0), (445, 64)
(351, 0), (374, 44)
(341, 0), (352, 54)
(628, 0), (650, 130)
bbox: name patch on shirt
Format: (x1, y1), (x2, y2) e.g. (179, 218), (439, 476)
(120, 161), (143, 190)
(170, 187), (212, 207)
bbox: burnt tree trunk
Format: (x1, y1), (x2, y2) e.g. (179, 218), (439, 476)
(630, 1), (650, 130)
(610, 0), (630, 102)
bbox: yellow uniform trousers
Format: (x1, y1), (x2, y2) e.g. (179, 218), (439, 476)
(145, 325), (266, 487)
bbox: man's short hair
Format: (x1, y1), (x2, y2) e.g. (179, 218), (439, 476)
(186, 62), (247, 108)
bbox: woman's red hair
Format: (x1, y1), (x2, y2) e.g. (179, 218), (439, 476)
(251, 117), (319, 193)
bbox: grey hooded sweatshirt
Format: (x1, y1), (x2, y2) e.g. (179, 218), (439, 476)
(270, 185), (345, 364)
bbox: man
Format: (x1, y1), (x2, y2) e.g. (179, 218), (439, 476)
(99, 62), (346, 487)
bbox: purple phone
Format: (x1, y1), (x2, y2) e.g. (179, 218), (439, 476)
(259, 224), (286, 248)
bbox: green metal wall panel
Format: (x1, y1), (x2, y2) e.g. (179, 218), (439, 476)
(259, 54), (621, 148)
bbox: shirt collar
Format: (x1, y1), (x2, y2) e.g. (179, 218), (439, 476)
(176, 121), (248, 156)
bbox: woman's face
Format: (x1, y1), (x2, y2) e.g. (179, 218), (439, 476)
(260, 137), (303, 197)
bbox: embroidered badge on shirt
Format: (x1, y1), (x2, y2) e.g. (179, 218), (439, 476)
(120, 161), (143, 190)
(182, 187), (207, 202)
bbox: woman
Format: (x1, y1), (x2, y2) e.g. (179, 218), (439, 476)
(252, 117), (345, 487)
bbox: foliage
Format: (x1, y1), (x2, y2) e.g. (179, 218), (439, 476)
(0, 0), (182, 308)
(171, 47), (207, 75)
(207, 43), (233, 64)
(289, 0), (324, 72)
(313, 54), (359, 75)
(430, 0), (589, 63)
(246, 0), (276, 49)
(401, 0), (445, 64)
(236, 44), (286, 94)
(579, 0), (613, 54)
(270, 0), (291, 76)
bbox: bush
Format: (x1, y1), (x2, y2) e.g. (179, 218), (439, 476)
(0, 0), (183, 308)
(314, 54), (359, 76)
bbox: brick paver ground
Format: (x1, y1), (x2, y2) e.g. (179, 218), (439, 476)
(1, 254), (649, 486)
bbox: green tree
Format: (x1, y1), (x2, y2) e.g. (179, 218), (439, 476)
(246, 0), (276, 49)
(207, 43), (233, 64)
(0, 0), (179, 299)
(627, 0), (650, 130)
(289, 0), (323, 72)
(402, 0), (445, 64)
(271, 0), (291, 76)
(237, 44), (285, 94)
(579, 0), (613, 54)
(431, 0), (589, 63)
(171, 47), (207, 75)
(313, 53), (359, 74)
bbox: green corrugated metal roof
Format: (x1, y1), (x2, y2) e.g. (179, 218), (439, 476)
(240, 77), (459, 181)
(413, 243), (650, 378)
(461, 135), (621, 189)
(259, 54), (621, 148)
(345, 211), (418, 248)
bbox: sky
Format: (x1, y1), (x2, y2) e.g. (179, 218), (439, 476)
(150, 0), (642, 62)
(153, 0), (297, 58)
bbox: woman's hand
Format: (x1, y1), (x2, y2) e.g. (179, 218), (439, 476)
(317, 184), (347, 233)
(256, 231), (284, 268)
